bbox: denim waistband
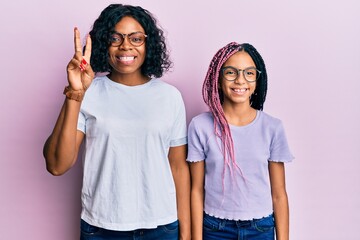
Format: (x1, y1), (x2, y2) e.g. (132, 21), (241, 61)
(204, 212), (274, 227)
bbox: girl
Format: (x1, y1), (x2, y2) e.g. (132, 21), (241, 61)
(43, 4), (190, 239)
(187, 42), (293, 240)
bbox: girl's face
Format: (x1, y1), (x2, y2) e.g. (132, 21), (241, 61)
(108, 16), (146, 78)
(220, 51), (257, 107)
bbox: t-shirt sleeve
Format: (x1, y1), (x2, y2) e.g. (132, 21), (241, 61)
(77, 111), (86, 134)
(269, 120), (294, 163)
(169, 92), (187, 147)
(186, 118), (205, 162)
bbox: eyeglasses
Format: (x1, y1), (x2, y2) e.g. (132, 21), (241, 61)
(221, 66), (261, 82)
(109, 31), (147, 47)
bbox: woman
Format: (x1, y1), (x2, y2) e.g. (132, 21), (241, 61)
(187, 42), (294, 240)
(43, 4), (190, 239)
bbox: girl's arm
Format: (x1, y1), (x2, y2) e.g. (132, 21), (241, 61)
(169, 145), (191, 240)
(189, 160), (205, 240)
(269, 162), (289, 240)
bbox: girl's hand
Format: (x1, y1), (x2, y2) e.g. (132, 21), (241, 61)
(66, 27), (94, 91)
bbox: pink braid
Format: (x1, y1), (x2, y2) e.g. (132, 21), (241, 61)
(202, 42), (245, 192)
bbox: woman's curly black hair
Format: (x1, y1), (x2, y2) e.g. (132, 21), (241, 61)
(89, 4), (172, 78)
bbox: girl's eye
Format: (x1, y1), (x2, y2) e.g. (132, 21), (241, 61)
(245, 68), (257, 76)
(224, 69), (236, 75)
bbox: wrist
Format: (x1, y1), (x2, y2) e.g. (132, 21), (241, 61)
(63, 86), (85, 102)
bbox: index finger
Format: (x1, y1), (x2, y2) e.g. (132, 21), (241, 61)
(83, 34), (92, 62)
(74, 27), (83, 54)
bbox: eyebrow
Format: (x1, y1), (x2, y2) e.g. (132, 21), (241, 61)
(222, 66), (257, 69)
(111, 31), (145, 35)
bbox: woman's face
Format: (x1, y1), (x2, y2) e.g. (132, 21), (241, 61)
(220, 51), (257, 106)
(108, 16), (146, 78)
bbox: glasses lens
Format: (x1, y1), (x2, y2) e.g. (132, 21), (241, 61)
(244, 68), (259, 82)
(109, 33), (124, 47)
(222, 67), (238, 81)
(128, 32), (146, 46)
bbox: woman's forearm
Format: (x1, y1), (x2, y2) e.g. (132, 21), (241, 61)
(43, 99), (82, 175)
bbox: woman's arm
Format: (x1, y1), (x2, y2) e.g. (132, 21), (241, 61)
(169, 145), (191, 240)
(43, 100), (84, 175)
(269, 161), (289, 240)
(43, 28), (93, 176)
(189, 160), (205, 240)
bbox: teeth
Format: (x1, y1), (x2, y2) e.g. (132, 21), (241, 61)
(119, 56), (135, 61)
(233, 88), (246, 92)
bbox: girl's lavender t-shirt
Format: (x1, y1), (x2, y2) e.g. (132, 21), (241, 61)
(187, 111), (294, 220)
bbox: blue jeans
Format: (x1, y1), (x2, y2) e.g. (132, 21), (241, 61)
(80, 219), (179, 240)
(203, 213), (274, 240)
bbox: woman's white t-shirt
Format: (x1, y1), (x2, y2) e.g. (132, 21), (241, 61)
(77, 76), (187, 231)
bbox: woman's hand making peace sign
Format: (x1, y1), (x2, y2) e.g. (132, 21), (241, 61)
(67, 27), (94, 92)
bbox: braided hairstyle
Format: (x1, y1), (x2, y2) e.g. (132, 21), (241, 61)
(89, 4), (172, 78)
(202, 42), (268, 180)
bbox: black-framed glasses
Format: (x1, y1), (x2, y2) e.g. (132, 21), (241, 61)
(109, 31), (147, 47)
(221, 66), (261, 82)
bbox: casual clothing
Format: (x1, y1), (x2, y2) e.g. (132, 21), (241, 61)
(203, 212), (274, 240)
(78, 76), (187, 231)
(80, 219), (179, 240)
(187, 111), (294, 221)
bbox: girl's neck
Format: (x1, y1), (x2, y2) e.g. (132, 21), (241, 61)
(222, 102), (257, 126)
(108, 72), (150, 86)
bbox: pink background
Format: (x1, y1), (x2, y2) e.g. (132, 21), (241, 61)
(1, 0), (359, 239)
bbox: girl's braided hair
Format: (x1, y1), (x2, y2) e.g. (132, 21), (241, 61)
(202, 42), (268, 180)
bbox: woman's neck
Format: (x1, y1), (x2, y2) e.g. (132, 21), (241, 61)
(108, 71), (150, 86)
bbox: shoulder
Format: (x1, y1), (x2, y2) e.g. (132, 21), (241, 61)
(257, 111), (287, 136)
(150, 79), (181, 94)
(191, 112), (213, 123)
(258, 111), (283, 126)
(188, 112), (214, 145)
(189, 112), (213, 130)
(92, 75), (108, 84)
(150, 79), (184, 103)
(81, 76), (108, 103)
(86, 75), (108, 91)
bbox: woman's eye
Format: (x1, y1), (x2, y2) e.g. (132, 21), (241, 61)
(111, 37), (121, 42)
(110, 34), (122, 42)
(131, 37), (142, 43)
